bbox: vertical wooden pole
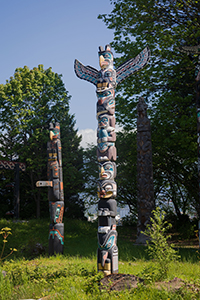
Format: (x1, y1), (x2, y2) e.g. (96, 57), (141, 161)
(136, 97), (154, 244)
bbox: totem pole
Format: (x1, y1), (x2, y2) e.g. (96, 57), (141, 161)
(177, 44), (200, 247)
(36, 122), (64, 255)
(136, 97), (154, 244)
(74, 44), (150, 274)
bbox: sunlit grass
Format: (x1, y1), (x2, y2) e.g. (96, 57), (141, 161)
(0, 218), (200, 299)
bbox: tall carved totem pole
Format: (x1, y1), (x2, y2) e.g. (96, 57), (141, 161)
(36, 122), (64, 255)
(136, 97), (154, 244)
(74, 45), (150, 274)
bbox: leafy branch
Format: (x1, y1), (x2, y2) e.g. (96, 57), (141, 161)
(0, 227), (17, 263)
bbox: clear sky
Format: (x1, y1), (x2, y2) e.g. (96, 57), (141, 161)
(0, 0), (117, 147)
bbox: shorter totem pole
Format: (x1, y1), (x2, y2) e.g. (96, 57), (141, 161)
(136, 97), (154, 244)
(36, 122), (64, 255)
(74, 44), (150, 274)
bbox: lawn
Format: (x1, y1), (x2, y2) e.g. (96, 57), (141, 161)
(0, 218), (200, 299)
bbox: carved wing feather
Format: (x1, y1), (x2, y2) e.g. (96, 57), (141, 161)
(74, 59), (98, 86)
(116, 46), (150, 85)
(177, 45), (200, 55)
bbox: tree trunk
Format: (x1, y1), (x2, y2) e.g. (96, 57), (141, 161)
(30, 170), (41, 218)
(36, 192), (40, 219)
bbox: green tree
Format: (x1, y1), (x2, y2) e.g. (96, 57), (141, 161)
(99, 0), (199, 218)
(0, 65), (84, 219)
(116, 130), (137, 215)
(60, 113), (85, 220)
(151, 92), (197, 217)
(99, 0), (199, 126)
(82, 144), (99, 208)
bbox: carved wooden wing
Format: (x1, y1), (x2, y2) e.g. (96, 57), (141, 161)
(177, 45), (200, 55)
(74, 59), (98, 86)
(116, 46), (150, 85)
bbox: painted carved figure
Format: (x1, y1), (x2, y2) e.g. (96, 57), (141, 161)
(36, 122), (64, 255)
(98, 161), (116, 181)
(74, 44), (150, 274)
(97, 113), (116, 162)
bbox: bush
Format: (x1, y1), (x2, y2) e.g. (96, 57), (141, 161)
(142, 207), (180, 282)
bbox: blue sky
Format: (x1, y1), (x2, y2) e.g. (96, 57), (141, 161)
(0, 0), (117, 145)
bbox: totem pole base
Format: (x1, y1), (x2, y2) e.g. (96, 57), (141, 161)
(49, 223), (64, 255)
(98, 261), (111, 276)
(97, 246), (118, 275)
(98, 262), (118, 276)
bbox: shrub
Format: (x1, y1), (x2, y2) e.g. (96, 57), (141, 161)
(0, 227), (17, 263)
(142, 207), (180, 282)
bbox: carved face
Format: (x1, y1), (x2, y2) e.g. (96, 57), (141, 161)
(97, 69), (116, 91)
(98, 162), (116, 180)
(49, 123), (60, 140)
(98, 113), (115, 129)
(98, 115), (109, 128)
(97, 180), (117, 199)
(99, 52), (113, 70)
(137, 98), (147, 118)
(50, 128), (59, 140)
(96, 88), (115, 105)
(96, 88), (115, 115)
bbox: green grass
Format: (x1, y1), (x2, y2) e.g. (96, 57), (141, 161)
(0, 218), (200, 299)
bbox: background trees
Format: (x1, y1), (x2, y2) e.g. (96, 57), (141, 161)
(115, 130), (137, 216)
(0, 65), (84, 219)
(0, 1), (199, 221)
(98, 0), (200, 218)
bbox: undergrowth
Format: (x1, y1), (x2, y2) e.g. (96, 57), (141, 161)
(0, 218), (200, 299)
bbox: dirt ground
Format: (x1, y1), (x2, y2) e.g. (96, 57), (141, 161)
(104, 229), (200, 292)
(100, 273), (144, 291)
(100, 274), (200, 292)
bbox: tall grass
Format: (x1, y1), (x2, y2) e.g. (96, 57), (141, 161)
(0, 218), (200, 299)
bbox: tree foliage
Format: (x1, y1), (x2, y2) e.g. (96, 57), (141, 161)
(99, 0), (199, 126)
(0, 65), (84, 219)
(116, 130), (137, 215)
(82, 144), (99, 208)
(98, 0), (200, 217)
